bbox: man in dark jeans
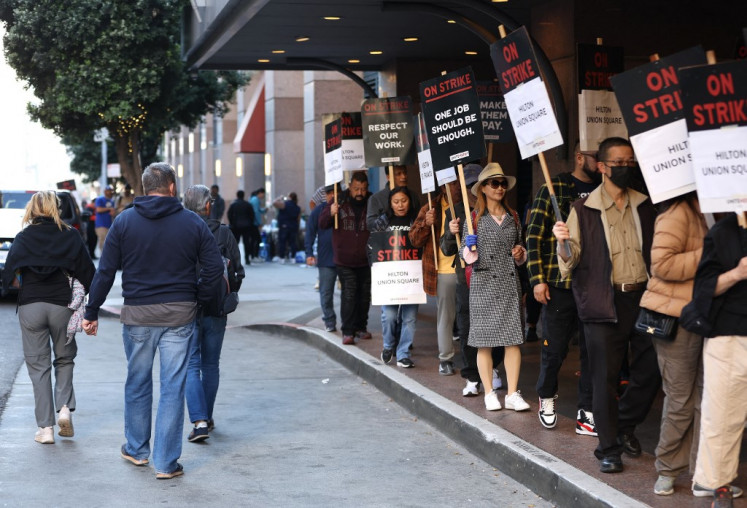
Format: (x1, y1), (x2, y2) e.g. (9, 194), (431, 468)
(318, 172), (372, 345)
(227, 190), (255, 265)
(527, 141), (599, 436)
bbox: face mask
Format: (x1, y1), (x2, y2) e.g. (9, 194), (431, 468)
(607, 166), (631, 189)
(583, 167), (602, 184)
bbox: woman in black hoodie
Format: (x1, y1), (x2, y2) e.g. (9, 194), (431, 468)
(1, 191), (95, 444)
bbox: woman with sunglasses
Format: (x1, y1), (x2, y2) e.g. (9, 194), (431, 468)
(460, 163), (529, 412)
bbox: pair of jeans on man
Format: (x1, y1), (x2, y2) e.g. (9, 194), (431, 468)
(337, 266), (371, 336)
(121, 321), (195, 475)
(318, 266), (337, 330)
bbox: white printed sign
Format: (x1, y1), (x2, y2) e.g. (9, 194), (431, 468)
(578, 89), (627, 153)
(630, 119), (696, 204)
(371, 260), (427, 305)
(689, 126), (747, 213)
(341, 138), (365, 170)
(417, 148), (436, 194)
(435, 167), (457, 187)
(324, 149), (343, 186)
(504, 77), (563, 159)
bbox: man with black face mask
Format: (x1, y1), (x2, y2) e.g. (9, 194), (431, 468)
(319, 171), (373, 345)
(527, 141), (599, 437)
(553, 137), (659, 475)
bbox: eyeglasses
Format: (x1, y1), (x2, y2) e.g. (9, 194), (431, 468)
(602, 159), (637, 167)
(483, 178), (509, 189)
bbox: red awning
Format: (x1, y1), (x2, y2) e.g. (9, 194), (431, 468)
(233, 78), (265, 154)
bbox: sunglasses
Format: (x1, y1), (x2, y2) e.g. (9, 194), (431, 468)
(483, 178), (509, 189)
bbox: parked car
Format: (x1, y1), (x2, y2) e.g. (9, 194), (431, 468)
(0, 190), (84, 291)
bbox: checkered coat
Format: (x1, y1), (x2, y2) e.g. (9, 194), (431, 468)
(460, 212), (524, 347)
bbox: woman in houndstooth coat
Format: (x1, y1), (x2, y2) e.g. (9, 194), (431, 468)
(460, 163), (529, 413)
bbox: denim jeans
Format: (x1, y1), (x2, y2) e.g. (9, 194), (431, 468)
(381, 304), (417, 361)
(185, 315), (227, 423)
(318, 266), (337, 328)
(121, 321), (195, 474)
(337, 266), (371, 336)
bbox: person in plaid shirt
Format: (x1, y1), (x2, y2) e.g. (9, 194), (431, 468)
(526, 142), (599, 434)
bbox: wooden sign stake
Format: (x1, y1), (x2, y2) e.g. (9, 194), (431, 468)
(487, 142), (494, 162)
(333, 184), (338, 229)
(457, 163), (476, 253)
(426, 193), (438, 262)
(444, 182), (465, 268)
(388, 165), (395, 190)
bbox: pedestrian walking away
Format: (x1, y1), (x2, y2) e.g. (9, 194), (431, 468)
(82, 163), (224, 480)
(1, 191), (95, 445)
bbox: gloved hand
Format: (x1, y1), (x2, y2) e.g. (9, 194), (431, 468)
(465, 234), (478, 249)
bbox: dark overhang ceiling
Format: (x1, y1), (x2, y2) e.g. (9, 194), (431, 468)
(183, 0), (542, 71)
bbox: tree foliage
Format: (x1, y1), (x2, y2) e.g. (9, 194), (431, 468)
(0, 0), (247, 194)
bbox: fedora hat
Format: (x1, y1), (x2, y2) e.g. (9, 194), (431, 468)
(471, 162), (516, 196)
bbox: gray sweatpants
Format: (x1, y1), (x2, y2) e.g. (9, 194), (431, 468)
(436, 273), (457, 361)
(18, 302), (76, 428)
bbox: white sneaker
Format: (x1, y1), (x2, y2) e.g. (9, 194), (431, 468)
(57, 405), (74, 437)
(35, 426), (54, 444)
(538, 396), (558, 428)
(505, 391), (530, 411)
(484, 390), (502, 411)
(462, 380), (481, 397)
(492, 368), (503, 390)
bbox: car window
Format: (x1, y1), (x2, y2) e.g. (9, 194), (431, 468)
(0, 192), (34, 209)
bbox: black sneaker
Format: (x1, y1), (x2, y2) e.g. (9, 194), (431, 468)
(439, 361), (455, 376)
(397, 357), (414, 368)
(381, 348), (393, 364)
(188, 426), (209, 442)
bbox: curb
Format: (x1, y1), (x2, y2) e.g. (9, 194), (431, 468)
(246, 322), (647, 508)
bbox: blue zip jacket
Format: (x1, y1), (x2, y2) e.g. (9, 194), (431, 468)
(84, 195), (224, 320)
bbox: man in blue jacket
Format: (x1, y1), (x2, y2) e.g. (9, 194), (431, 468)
(305, 184), (338, 332)
(82, 163), (223, 480)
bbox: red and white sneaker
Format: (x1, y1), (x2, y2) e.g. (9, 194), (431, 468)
(576, 409), (597, 436)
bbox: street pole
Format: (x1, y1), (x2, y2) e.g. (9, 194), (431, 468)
(94, 128), (109, 192)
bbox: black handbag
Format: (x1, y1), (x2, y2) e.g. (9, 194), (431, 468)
(634, 308), (677, 340)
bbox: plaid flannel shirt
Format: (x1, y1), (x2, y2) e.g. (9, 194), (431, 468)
(526, 173), (582, 289)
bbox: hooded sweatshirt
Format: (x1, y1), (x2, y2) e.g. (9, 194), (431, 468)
(84, 195), (224, 321)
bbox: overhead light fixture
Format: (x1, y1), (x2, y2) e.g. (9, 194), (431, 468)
(403, 37), (418, 42)
(369, 50), (383, 55)
(465, 51), (478, 55)
(348, 59), (360, 63)
(492, 0), (509, 2)
(447, 19), (456, 24)
(258, 59), (270, 63)
(323, 16), (341, 21)
(295, 36), (309, 42)
(272, 50), (285, 54)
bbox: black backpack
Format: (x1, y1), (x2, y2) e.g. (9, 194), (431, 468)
(204, 225), (239, 317)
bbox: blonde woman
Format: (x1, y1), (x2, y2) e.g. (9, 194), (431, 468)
(461, 163), (529, 412)
(1, 191), (95, 444)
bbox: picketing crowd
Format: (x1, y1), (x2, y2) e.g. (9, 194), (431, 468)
(303, 135), (747, 506)
(1, 139), (745, 506)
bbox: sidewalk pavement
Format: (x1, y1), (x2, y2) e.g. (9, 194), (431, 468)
(2, 260), (744, 507)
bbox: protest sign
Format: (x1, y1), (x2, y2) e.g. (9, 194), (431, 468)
(419, 67), (486, 168)
(491, 24), (569, 257)
(490, 27), (563, 158)
(415, 113), (436, 194)
(340, 112), (365, 170)
(735, 28), (746, 60)
(323, 117), (343, 186)
(611, 46), (707, 203)
(680, 59), (747, 213)
(476, 81), (513, 143)
(369, 230), (426, 305)
(361, 97), (415, 167)
(577, 42), (627, 152)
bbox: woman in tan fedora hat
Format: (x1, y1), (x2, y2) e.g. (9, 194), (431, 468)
(460, 163), (529, 412)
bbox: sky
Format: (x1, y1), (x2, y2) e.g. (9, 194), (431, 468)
(0, 27), (76, 191)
